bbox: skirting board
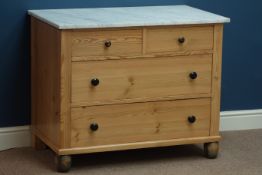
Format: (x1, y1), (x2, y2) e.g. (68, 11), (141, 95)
(0, 125), (31, 151)
(220, 109), (262, 131)
(0, 109), (262, 151)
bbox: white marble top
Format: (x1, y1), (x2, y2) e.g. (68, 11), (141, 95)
(28, 5), (230, 29)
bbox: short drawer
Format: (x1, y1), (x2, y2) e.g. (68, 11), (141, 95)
(145, 26), (213, 53)
(72, 29), (142, 59)
(70, 98), (211, 147)
(71, 55), (212, 106)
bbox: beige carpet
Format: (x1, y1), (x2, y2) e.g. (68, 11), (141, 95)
(0, 129), (262, 175)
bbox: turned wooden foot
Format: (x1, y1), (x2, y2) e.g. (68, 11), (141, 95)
(32, 134), (47, 150)
(55, 155), (72, 172)
(204, 142), (219, 159)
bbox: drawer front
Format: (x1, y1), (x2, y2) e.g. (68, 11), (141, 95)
(71, 55), (212, 106)
(72, 29), (142, 58)
(145, 26), (213, 53)
(71, 98), (211, 147)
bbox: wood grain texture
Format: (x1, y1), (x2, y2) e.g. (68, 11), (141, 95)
(142, 28), (147, 54)
(70, 98), (211, 147)
(71, 29), (142, 58)
(31, 21), (224, 156)
(31, 17), (61, 149)
(145, 25), (214, 54)
(210, 24), (224, 136)
(60, 136), (220, 155)
(60, 31), (73, 148)
(72, 50), (213, 61)
(34, 128), (60, 154)
(72, 55), (212, 106)
(60, 135), (221, 155)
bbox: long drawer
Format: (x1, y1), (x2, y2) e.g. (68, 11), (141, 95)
(70, 98), (211, 147)
(71, 55), (212, 106)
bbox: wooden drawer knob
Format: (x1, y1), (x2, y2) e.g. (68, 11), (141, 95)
(104, 40), (112, 48)
(91, 78), (100, 86)
(178, 37), (185, 44)
(90, 123), (99, 131)
(188, 116), (196, 124)
(189, 72), (198, 80)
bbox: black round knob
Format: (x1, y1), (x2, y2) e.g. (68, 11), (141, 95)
(91, 78), (100, 86)
(178, 37), (185, 44)
(188, 116), (196, 124)
(90, 123), (99, 131)
(189, 72), (198, 80)
(105, 40), (112, 48)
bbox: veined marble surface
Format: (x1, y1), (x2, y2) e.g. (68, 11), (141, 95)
(28, 5), (230, 29)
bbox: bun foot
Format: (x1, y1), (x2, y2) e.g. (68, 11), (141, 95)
(204, 142), (219, 159)
(55, 155), (72, 172)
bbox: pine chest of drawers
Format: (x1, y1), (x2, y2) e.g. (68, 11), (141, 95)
(29, 5), (230, 172)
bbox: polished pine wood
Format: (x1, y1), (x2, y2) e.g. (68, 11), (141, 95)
(60, 31), (73, 148)
(210, 24), (224, 136)
(31, 17), (73, 151)
(31, 18), (224, 158)
(72, 29), (142, 58)
(59, 136), (221, 155)
(71, 55), (212, 106)
(71, 50), (214, 61)
(31, 18), (62, 150)
(145, 26), (214, 53)
(71, 98), (211, 147)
